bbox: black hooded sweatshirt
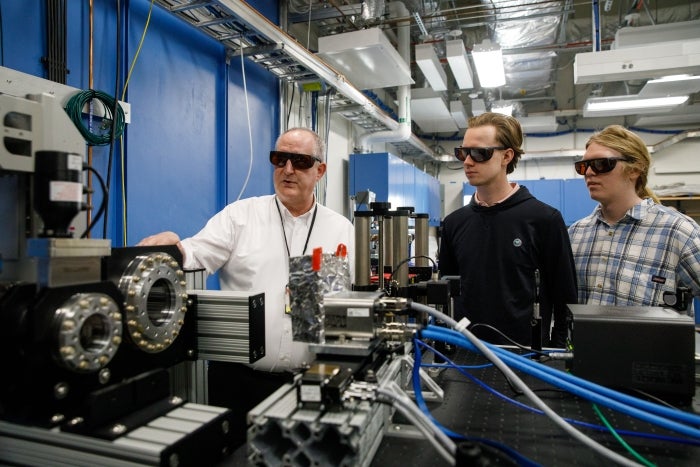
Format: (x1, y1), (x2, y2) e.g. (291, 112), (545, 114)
(439, 186), (578, 347)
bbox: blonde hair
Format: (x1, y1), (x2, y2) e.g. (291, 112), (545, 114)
(586, 125), (659, 203)
(468, 112), (524, 174)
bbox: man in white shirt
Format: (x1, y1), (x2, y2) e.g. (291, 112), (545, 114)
(138, 127), (354, 445)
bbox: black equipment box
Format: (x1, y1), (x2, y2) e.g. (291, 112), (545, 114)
(568, 304), (695, 404)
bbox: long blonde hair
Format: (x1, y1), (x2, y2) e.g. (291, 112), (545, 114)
(586, 125), (659, 203)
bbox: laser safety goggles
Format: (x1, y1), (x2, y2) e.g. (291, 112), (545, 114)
(573, 157), (628, 176)
(454, 146), (508, 163)
(269, 151), (323, 170)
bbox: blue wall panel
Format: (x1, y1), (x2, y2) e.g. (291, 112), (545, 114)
(349, 152), (440, 223)
(0, 0), (280, 250)
(125, 3), (226, 244)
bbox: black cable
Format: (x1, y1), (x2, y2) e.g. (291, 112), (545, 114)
(286, 84), (295, 127)
(628, 388), (680, 410)
(469, 323), (552, 360)
(102, 0), (122, 239)
(388, 255), (437, 280)
(384, 255), (438, 295)
(80, 165), (107, 239)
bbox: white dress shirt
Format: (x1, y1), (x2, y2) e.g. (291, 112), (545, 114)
(180, 194), (355, 371)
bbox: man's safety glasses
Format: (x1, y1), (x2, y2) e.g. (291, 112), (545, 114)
(573, 157), (628, 176)
(454, 146), (508, 163)
(269, 151), (322, 170)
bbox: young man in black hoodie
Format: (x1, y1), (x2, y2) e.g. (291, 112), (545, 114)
(439, 112), (577, 347)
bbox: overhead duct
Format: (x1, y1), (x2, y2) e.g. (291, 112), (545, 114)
(358, 1), (412, 152)
(317, 27), (413, 90)
(574, 20), (700, 85)
(488, 0), (563, 96)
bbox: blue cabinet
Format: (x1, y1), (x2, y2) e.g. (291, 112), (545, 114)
(349, 153), (441, 226)
(517, 179), (562, 213)
(562, 178), (598, 225)
(462, 178), (597, 226)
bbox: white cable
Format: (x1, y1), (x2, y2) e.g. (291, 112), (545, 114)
(384, 380), (455, 454)
(376, 386), (455, 465)
(410, 301), (642, 467)
(235, 42), (254, 201)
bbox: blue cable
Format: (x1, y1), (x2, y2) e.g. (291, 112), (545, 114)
(412, 337), (541, 467)
(416, 339), (700, 447)
(428, 326), (700, 428)
(422, 326), (700, 439)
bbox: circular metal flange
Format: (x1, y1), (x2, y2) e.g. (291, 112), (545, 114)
(53, 292), (122, 373)
(119, 252), (187, 353)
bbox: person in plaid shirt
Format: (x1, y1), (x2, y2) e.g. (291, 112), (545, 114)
(568, 125), (700, 308)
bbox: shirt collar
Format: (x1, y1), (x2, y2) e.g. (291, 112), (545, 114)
(474, 182), (520, 207)
(276, 195), (317, 225)
(594, 197), (654, 224)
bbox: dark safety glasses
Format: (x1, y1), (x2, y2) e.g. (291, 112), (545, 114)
(454, 146), (508, 163)
(269, 151), (322, 170)
(573, 157), (628, 176)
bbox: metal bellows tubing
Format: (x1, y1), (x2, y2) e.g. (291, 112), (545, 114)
(354, 212), (372, 287)
(413, 213), (429, 268)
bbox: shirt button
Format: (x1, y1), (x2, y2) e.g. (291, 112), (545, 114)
(596, 283), (603, 289)
(607, 231), (613, 236)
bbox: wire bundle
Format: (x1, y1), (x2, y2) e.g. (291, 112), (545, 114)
(409, 301), (700, 466)
(64, 89), (125, 146)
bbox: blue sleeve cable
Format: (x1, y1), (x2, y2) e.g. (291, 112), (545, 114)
(422, 326), (700, 439)
(427, 325), (700, 429)
(415, 339), (700, 447)
(412, 336), (542, 467)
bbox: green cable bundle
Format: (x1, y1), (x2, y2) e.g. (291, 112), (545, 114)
(64, 89), (126, 146)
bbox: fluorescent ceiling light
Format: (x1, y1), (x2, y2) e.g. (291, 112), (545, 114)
(634, 103), (700, 127)
(449, 100), (468, 128)
(410, 88), (459, 132)
(583, 95), (689, 117)
(415, 43), (447, 92)
(471, 39), (506, 88)
(518, 115), (559, 133)
(638, 74), (700, 98)
(446, 39), (474, 90)
(491, 100), (513, 116)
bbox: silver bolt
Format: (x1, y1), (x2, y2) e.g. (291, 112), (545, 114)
(99, 368), (112, 384)
(112, 424), (127, 435)
(50, 414), (65, 424)
(54, 382), (69, 400)
(68, 417), (84, 426)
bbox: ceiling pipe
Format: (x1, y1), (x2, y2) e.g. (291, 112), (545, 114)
(357, 1), (412, 152)
(648, 129), (700, 154)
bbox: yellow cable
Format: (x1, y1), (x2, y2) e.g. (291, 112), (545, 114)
(120, 0), (155, 244)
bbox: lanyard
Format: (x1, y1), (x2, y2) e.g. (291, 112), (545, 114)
(274, 196), (318, 257)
